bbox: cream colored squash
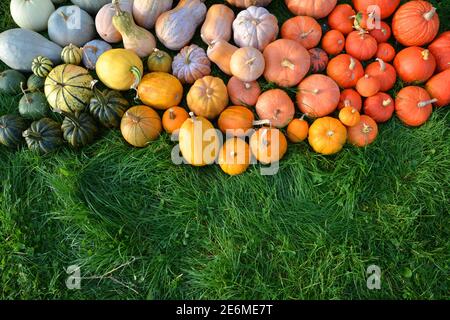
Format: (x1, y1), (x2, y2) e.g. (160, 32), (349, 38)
(200, 4), (235, 45)
(10, 0), (55, 32)
(206, 40), (238, 76)
(133, 0), (173, 30)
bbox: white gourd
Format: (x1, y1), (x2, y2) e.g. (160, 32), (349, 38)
(10, 0), (55, 32)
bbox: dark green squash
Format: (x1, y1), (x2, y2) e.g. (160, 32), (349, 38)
(60, 111), (98, 148)
(27, 74), (45, 92)
(89, 86), (129, 128)
(0, 114), (27, 147)
(0, 70), (26, 94)
(23, 118), (64, 154)
(19, 84), (49, 120)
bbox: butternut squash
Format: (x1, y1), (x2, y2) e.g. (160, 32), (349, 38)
(207, 40), (238, 76)
(132, 0), (173, 30)
(201, 4), (235, 45)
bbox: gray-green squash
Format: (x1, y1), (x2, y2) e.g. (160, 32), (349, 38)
(70, 0), (111, 15)
(27, 74), (46, 92)
(0, 70), (26, 94)
(0, 114), (27, 148)
(60, 111), (98, 148)
(19, 84), (49, 120)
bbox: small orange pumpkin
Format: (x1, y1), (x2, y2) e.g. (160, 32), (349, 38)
(218, 137), (251, 176)
(287, 117), (309, 143)
(162, 107), (189, 134)
(308, 117), (347, 155)
(394, 47), (436, 83)
(365, 58), (397, 92)
(327, 54), (364, 88)
(137, 72), (183, 110)
(356, 74), (381, 98)
(363, 92), (395, 123)
(281, 16), (322, 49)
(187, 76), (229, 120)
(120, 105), (162, 147)
(321, 30), (345, 56)
(345, 30), (378, 61)
(347, 115), (378, 147)
(339, 107), (361, 127)
(338, 89), (362, 111)
(297, 74), (340, 117)
(227, 76), (261, 107)
(250, 127), (288, 164)
(256, 89), (295, 128)
(425, 69), (450, 108)
(395, 86), (436, 127)
(376, 43), (396, 62)
(328, 4), (355, 35)
(218, 106), (255, 137)
(369, 21), (391, 43)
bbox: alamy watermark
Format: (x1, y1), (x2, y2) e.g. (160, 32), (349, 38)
(366, 265), (381, 290)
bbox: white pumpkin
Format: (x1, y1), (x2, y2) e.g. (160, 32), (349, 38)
(10, 0), (55, 32)
(172, 44), (211, 84)
(232, 6), (279, 51)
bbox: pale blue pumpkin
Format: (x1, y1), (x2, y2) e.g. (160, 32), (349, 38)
(70, 0), (110, 15)
(82, 40), (112, 70)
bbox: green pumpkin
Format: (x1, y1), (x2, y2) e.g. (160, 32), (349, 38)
(27, 74), (46, 92)
(61, 111), (98, 148)
(89, 87), (129, 128)
(61, 44), (83, 65)
(0, 70), (26, 94)
(23, 118), (64, 154)
(147, 49), (172, 73)
(32, 56), (54, 78)
(19, 91), (49, 120)
(0, 114), (27, 148)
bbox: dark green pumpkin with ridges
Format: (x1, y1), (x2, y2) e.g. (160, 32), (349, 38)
(23, 118), (64, 154)
(27, 74), (46, 92)
(89, 87), (129, 128)
(0, 70), (26, 94)
(19, 91), (49, 120)
(0, 114), (27, 147)
(61, 112), (97, 148)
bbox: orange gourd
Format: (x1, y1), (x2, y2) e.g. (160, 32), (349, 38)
(345, 30), (378, 61)
(206, 40), (238, 76)
(356, 74), (380, 98)
(218, 106), (255, 137)
(365, 58), (397, 92)
(227, 77), (261, 107)
(347, 115), (378, 147)
(363, 92), (395, 123)
(281, 16), (322, 49)
(428, 31), (450, 72)
(286, 117), (309, 143)
(321, 30), (345, 56)
(327, 54), (364, 89)
(339, 107), (361, 127)
(256, 89), (295, 128)
(308, 117), (347, 155)
(425, 69), (450, 108)
(187, 76), (229, 119)
(328, 4), (355, 35)
(395, 86), (436, 127)
(369, 21), (391, 43)
(376, 43), (396, 62)
(137, 72), (183, 110)
(162, 107), (189, 134)
(394, 47), (436, 83)
(309, 48), (329, 73)
(250, 127), (288, 164)
(120, 105), (162, 147)
(218, 137), (251, 176)
(285, 0), (337, 19)
(338, 89), (362, 111)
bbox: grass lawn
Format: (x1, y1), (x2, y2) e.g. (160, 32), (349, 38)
(0, 0), (449, 300)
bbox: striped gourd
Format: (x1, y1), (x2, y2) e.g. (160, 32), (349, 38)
(0, 114), (27, 148)
(23, 118), (64, 154)
(89, 86), (129, 128)
(32, 56), (53, 77)
(45, 64), (94, 113)
(61, 44), (83, 65)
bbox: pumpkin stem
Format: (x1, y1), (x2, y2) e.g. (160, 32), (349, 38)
(362, 123), (372, 134)
(91, 80), (108, 107)
(169, 108), (175, 120)
(273, 109), (281, 120)
(153, 48), (164, 59)
(421, 49), (431, 61)
(245, 57), (257, 66)
(244, 82), (252, 90)
(349, 57), (356, 71)
(300, 29), (314, 39)
(20, 82), (31, 104)
(125, 110), (141, 124)
(376, 58), (386, 72)
(327, 130), (335, 137)
(230, 151), (237, 158)
(423, 7), (437, 21)
(130, 66), (142, 94)
(300, 114), (306, 120)
(382, 99), (392, 107)
(281, 59), (295, 71)
(343, 99), (352, 108)
(185, 47), (194, 65)
(112, 0), (123, 15)
(417, 98), (438, 108)
(206, 88), (214, 98)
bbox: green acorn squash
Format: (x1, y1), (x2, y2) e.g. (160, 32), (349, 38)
(89, 86), (129, 128)
(0, 114), (27, 148)
(19, 84), (49, 120)
(0, 70), (26, 94)
(27, 74), (46, 92)
(23, 118), (64, 154)
(60, 111), (98, 148)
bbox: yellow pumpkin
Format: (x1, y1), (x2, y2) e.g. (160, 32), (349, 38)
(218, 137), (251, 176)
(249, 127), (287, 164)
(179, 113), (220, 166)
(187, 76), (229, 119)
(96, 48), (144, 91)
(137, 72), (183, 110)
(308, 117), (347, 155)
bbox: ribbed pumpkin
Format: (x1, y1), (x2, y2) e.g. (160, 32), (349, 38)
(256, 89), (295, 128)
(89, 87), (129, 128)
(347, 115), (378, 147)
(120, 105), (162, 147)
(327, 54), (364, 88)
(339, 107), (360, 127)
(60, 111), (98, 148)
(162, 107), (189, 134)
(393, 47), (436, 83)
(230, 47), (265, 83)
(345, 30), (378, 61)
(428, 31), (450, 72)
(32, 56), (53, 78)
(250, 127), (287, 164)
(363, 92), (395, 123)
(356, 74), (380, 98)
(218, 137), (251, 176)
(338, 89), (362, 111)
(321, 30), (345, 56)
(23, 118), (64, 154)
(309, 48), (329, 73)
(353, 0), (400, 19)
(137, 72), (183, 110)
(365, 58), (397, 92)
(328, 4), (355, 35)
(285, 0), (337, 19)
(0, 114), (27, 148)
(369, 21), (391, 43)
(147, 49), (172, 73)
(395, 86), (436, 127)
(286, 117), (309, 143)
(308, 117), (347, 155)
(425, 69), (450, 108)
(297, 75), (340, 118)
(61, 44), (83, 65)
(45, 64), (94, 113)
(0, 70), (26, 94)
(281, 16), (322, 49)
(173, 44), (211, 84)
(218, 106), (255, 137)
(187, 76), (229, 120)
(376, 43), (396, 63)
(227, 77), (261, 107)
(27, 74), (45, 92)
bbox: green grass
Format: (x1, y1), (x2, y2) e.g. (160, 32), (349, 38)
(1, 0), (449, 300)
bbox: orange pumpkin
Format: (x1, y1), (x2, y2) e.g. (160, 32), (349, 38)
(227, 77), (261, 107)
(230, 47), (265, 82)
(309, 48), (329, 73)
(218, 137), (251, 176)
(286, 117), (309, 143)
(345, 30), (378, 61)
(338, 89), (362, 111)
(285, 0), (337, 19)
(328, 4), (355, 35)
(120, 105), (162, 147)
(321, 30), (345, 56)
(218, 106), (255, 137)
(297, 74), (340, 118)
(425, 69), (450, 108)
(428, 31), (450, 72)
(256, 89), (295, 128)
(369, 21), (391, 43)
(281, 16), (322, 49)
(365, 58), (397, 92)
(263, 39), (311, 87)
(394, 47), (436, 83)
(250, 127), (288, 164)
(327, 54), (364, 88)
(187, 76), (229, 119)
(363, 92), (395, 123)
(353, 0), (400, 19)
(376, 43), (396, 62)
(308, 117), (347, 155)
(395, 86), (436, 127)
(137, 72), (183, 110)
(356, 74), (380, 98)
(339, 107), (361, 127)
(347, 115), (378, 147)
(162, 107), (189, 134)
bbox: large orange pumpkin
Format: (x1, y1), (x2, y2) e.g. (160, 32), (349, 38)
(395, 86), (436, 127)
(137, 72), (183, 110)
(363, 92), (395, 123)
(308, 117), (347, 155)
(250, 127), (288, 164)
(347, 115), (378, 147)
(353, 0), (400, 19)
(285, 0), (337, 19)
(428, 31), (450, 73)
(393, 47), (436, 83)
(187, 76), (229, 120)
(328, 4), (355, 35)
(227, 77), (261, 107)
(365, 58), (397, 92)
(218, 137), (251, 176)
(256, 89), (295, 128)
(281, 16), (322, 49)
(218, 106), (255, 137)
(120, 105), (162, 147)
(327, 54), (364, 88)
(297, 75), (340, 118)
(345, 30), (378, 61)
(425, 69), (450, 108)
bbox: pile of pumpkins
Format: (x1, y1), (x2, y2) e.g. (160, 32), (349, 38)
(0, 0), (449, 176)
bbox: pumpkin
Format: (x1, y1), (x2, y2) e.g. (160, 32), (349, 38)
(48, 5), (95, 47)
(365, 58), (396, 92)
(363, 92), (395, 123)
(376, 43), (396, 62)
(369, 21), (391, 43)
(120, 105), (162, 147)
(233, 6), (279, 51)
(353, 0), (400, 19)
(32, 56), (53, 78)
(187, 76), (229, 120)
(226, 0), (272, 8)
(23, 118), (63, 154)
(70, 0), (110, 15)
(392, 1), (439, 47)
(133, 0), (173, 30)
(172, 44), (211, 84)
(428, 31), (450, 73)
(338, 89), (362, 111)
(347, 115), (378, 147)
(308, 117), (346, 155)
(96, 0), (133, 43)
(230, 47), (265, 83)
(227, 77), (261, 107)
(356, 74), (380, 98)
(206, 40), (238, 76)
(96, 48), (143, 91)
(345, 30), (378, 61)
(339, 107), (361, 127)
(395, 86), (435, 127)
(147, 49), (172, 73)
(60, 111), (97, 148)
(250, 127), (287, 164)
(112, 0), (156, 58)
(137, 72), (183, 110)
(327, 54), (364, 89)
(394, 47), (436, 83)
(309, 48), (329, 73)
(425, 69), (450, 108)
(0, 70), (26, 94)
(155, 0), (207, 51)
(82, 40), (112, 70)
(297, 74), (340, 118)
(285, 0), (337, 19)
(287, 117), (309, 143)
(19, 85), (48, 120)
(256, 89), (295, 128)
(179, 113), (220, 166)
(328, 4), (355, 35)
(201, 4), (235, 45)
(10, 0), (55, 32)
(45, 64), (94, 113)
(321, 30), (345, 56)
(27, 74), (45, 92)
(0, 28), (62, 72)
(162, 107), (189, 134)
(218, 138), (251, 176)
(263, 39), (310, 87)
(353, 10), (378, 31)
(89, 87), (129, 128)
(0, 114), (27, 148)
(61, 44), (82, 65)
(281, 16), (322, 50)
(218, 106), (255, 137)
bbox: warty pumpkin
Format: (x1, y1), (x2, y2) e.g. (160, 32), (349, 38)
(23, 118), (63, 154)
(308, 117), (346, 155)
(365, 58), (396, 92)
(376, 43), (396, 62)
(395, 86), (436, 127)
(285, 0), (337, 19)
(218, 137), (251, 176)
(132, 0), (173, 30)
(218, 106), (255, 137)
(428, 31), (450, 72)
(89, 86), (129, 128)
(352, 0), (400, 19)
(137, 72), (183, 110)
(339, 107), (360, 127)
(162, 107), (190, 135)
(187, 76), (229, 120)
(256, 89), (295, 128)
(227, 77), (261, 107)
(120, 105), (162, 147)
(230, 47), (265, 83)
(147, 49), (172, 73)
(309, 48), (329, 73)
(173, 44), (211, 84)
(327, 54), (364, 89)
(321, 30), (345, 56)
(201, 4), (235, 45)
(347, 115), (378, 147)
(286, 117), (309, 143)
(207, 40), (238, 76)
(60, 111), (98, 148)
(363, 92), (395, 123)
(393, 47), (436, 83)
(250, 127), (288, 164)
(425, 69), (450, 108)
(281, 16), (322, 50)
(356, 74), (380, 98)
(226, 0), (272, 8)
(345, 30), (378, 61)
(338, 89), (362, 111)
(0, 114), (27, 148)
(328, 4), (355, 35)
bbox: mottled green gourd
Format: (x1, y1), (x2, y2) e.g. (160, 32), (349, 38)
(19, 83), (49, 120)
(23, 118), (64, 154)
(61, 44), (83, 65)
(147, 48), (172, 73)
(32, 56), (54, 78)
(89, 86), (129, 128)
(0, 114), (27, 147)
(27, 74), (46, 92)
(0, 70), (26, 94)
(60, 110), (97, 148)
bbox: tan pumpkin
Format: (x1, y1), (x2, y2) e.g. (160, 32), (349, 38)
(230, 47), (265, 82)
(256, 89), (295, 128)
(133, 0), (173, 30)
(201, 4), (235, 45)
(226, 0), (272, 8)
(227, 77), (261, 107)
(250, 127), (288, 164)
(187, 76), (229, 119)
(218, 106), (255, 137)
(207, 40), (238, 76)
(120, 105), (162, 147)
(233, 6), (279, 51)
(172, 44), (211, 84)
